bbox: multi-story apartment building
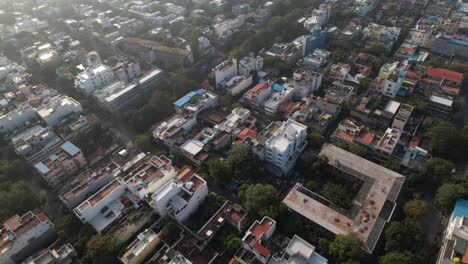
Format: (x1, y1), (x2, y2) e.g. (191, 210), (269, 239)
(35, 95), (83, 126)
(244, 82), (272, 110)
(22, 242), (76, 264)
(292, 69), (322, 98)
(437, 199), (468, 264)
(238, 55), (263, 76)
(213, 58), (238, 88)
(264, 87), (295, 116)
(119, 229), (159, 264)
(0, 212), (55, 264)
(174, 89), (218, 115)
(34, 141), (87, 188)
(0, 104), (38, 134)
(256, 119), (308, 176)
(75, 65), (115, 94)
(150, 168), (208, 222)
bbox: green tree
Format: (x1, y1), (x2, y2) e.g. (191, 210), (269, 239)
(403, 199), (426, 218)
(0, 181), (41, 221)
(435, 183), (467, 211)
(208, 159), (232, 186)
(379, 251), (418, 264)
(84, 235), (121, 264)
(160, 221), (180, 244)
(426, 158), (454, 184)
(429, 122), (463, 162)
(308, 132), (325, 149)
(384, 218), (424, 253)
(329, 233), (365, 262)
(321, 183), (353, 209)
(225, 235), (242, 253)
(238, 184), (279, 218)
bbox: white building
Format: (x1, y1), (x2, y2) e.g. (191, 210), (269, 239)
(150, 168), (208, 222)
(119, 229), (159, 264)
(152, 114), (197, 147)
(73, 178), (136, 232)
(293, 69), (322, 98)
(113, 62), (142, 83)
(264, 87), (295, 116)
(260, 119), (308, 176)
(124, 155), (178, 200)
(22, 242), (76, 264)
(239, 55), (264, 76)
(215, 107), (251, 134)
(75, 65), (115, 94)
(270, 235), (329, 264)
(35, 95), (83, 126)
(224, 75), (253, 95)
(213, 58), (238, 88)
(382, 73), (403, 98)
(303, 49), (331, 69)
(0, 104), (38, 134)
(0, 212), (55, 264)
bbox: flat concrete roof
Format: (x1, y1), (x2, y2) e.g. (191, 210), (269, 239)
(282, 144), (405, 253)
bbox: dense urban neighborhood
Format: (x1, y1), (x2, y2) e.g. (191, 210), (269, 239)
(0, 0), (467, 263)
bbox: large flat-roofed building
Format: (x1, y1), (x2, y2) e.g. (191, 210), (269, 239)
(34, 141), (88, 188)
(282, 144), (405, 253)
(0, 104), (38, 134)
(93, 68), (165, 112)
(119, 38), (193, 66)
(173, 89), (218, 115)
(0, 212), (55, 264)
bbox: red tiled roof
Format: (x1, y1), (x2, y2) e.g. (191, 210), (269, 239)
(4, 217), (20, 231)
(245, 82), (269, 95)
(237, 128), (257, 141)
(426, 67), (463, 83)
(177, 168), (194, 182)
(253, 241), (270, 257)
(35, 212), (49, 222)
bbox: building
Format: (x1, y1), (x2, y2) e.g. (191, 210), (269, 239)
(239, 55), (263, 76)
(437, 199), (468, 264)
(174, 89), (218, 115)
(215, 107), (251, 134)
(35, 95), (83, 126)
(256, 119), (307, 176)
(73, 178), (139, 232)
(124, 155), (178, 200)
(0, 212), (55, 264)
(363, 23), (401, 50)
(329, 63), (351, 83)
(382, 72), (403, 98)
(264, 87), (295, 116)
(269, 235), (328, 264)
(22, 242), (76, 264)
(324, 82), (355, 104)
(424, 67), (464, 95)
(224, 75), (253, 95)
(113, 61), (142, 83)
(265, 42), (303, 66)
(93, 68), (165, 112)
(292, 69), (322, 98)
(34, 141), (87, 188)
(213, 58), (238, 88)
(75, 65), (115, 94)
(11, 125), (63, 164)
(60, 149), (145, 209)
(152, 114), (197, 147)
(240, 217), (276, 263)
(391, 104), (413, 131)
(0, 104), (38, 134)
(428, 94), (453, 117)
(119, 38), (194, 66)
(283, 144), (405, 253)
(374, 128), (401, 163)
(244, 82), (272, 110)
(303, 49), (331, 69)
(291, 96), (341, 135)
(119, 229), (160, 264)
(150, 168), (208, 222)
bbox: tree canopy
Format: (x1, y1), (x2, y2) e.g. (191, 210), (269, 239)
(329, 233), (366, 262)
(403, 200), (426, 219)
(238, 183), (279, 218)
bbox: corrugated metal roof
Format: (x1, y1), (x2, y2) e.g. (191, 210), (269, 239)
(61, 141), (81, 156)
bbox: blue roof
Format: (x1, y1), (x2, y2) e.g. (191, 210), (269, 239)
(173, 89), (207, 107)
(49, 154), (58, 161)
(272, 83), (285, 92)
(34, 162), (49, 174)
(451, 199), (468, 221)
(61, 141), (81, 156)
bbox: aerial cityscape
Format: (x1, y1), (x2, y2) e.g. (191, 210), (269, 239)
(0, 0), (466, 263)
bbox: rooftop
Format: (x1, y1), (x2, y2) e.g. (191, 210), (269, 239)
(282, 144), (405, 253)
